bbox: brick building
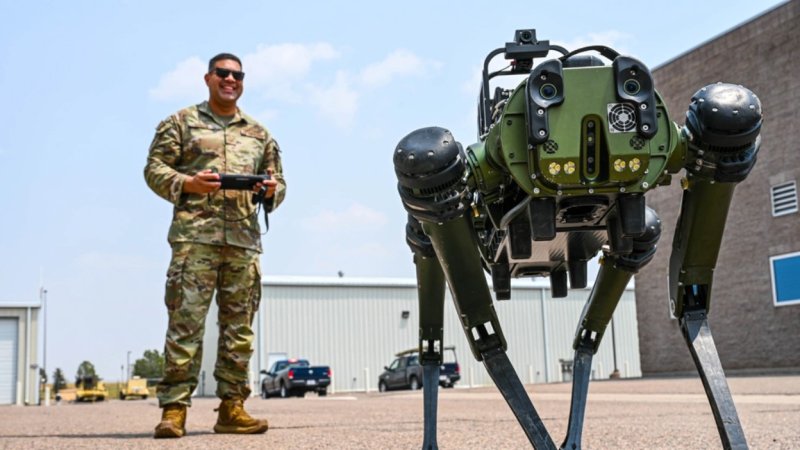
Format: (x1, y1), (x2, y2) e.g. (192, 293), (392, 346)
(635, 0), (800, 374)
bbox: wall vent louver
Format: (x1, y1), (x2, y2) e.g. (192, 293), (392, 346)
(771, 181), (798, 217)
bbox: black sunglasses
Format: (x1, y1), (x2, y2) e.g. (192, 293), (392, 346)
(213, 67), (245, 81)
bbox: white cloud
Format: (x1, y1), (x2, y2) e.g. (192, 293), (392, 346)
(148, 57), (207, 102)
(303, 202), (388, 232)
(149, 43), (339, 104)
(148, 45), (437, 133)
(306, 71), (359, 130)
(359, 49), (432, 88)
(243, 43), (339, 102)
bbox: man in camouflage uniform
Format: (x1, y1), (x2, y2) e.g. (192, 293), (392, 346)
(144, 52), (286, 438)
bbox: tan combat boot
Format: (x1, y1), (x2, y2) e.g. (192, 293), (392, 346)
(153, 404), (187, 438)
(213, 398), (269, 434)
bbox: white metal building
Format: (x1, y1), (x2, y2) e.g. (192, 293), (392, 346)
(0, 302), (40, 405)
(200, 276), (640, 396)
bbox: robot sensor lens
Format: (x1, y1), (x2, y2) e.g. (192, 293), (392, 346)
(540, 84), (557, 99)
(624, 80), (641, 95)
(521, 31), (532, 42)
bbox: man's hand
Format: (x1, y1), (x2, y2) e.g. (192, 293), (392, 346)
(253, 169), (278, 199)
(183, 169), (221, 194)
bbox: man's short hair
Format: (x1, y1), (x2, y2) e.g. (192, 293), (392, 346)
(208, 53), (243, 72)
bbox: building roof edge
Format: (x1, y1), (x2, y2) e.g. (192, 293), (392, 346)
(0, 302), (41, 309)
(262, 275), (634, 290)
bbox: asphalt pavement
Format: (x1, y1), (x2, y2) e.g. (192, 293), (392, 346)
(0, 374), (797, 449)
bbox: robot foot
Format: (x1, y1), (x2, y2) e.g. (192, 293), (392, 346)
(482, 347), (556, 449)
(680, 311), (748, 450)
(560, 340), (594, 450)
(422, 363), (440, 450)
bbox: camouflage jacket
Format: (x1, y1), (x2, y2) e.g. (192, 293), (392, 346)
(144, 101), (286, 252)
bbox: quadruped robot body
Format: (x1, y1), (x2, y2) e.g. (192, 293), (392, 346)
(393, 29), (762, 450)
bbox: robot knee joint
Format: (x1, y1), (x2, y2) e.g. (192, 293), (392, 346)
(612, 207), (661, 272)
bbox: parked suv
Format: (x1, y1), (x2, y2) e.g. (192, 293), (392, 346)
(378, 346), (460, 392)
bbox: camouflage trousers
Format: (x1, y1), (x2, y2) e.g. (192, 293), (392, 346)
(156, 242), (261, 407)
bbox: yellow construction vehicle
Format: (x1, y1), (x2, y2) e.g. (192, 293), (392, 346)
(75, 375), (108, 402)
(119, 376), (149, 400)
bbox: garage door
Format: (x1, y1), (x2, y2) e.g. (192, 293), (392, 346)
(0, 318), (19, 404)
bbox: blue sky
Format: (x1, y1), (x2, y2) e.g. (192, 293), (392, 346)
(0, 0), (784, 382)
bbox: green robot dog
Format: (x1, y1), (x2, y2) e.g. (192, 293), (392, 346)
(394, 29), (761, 450)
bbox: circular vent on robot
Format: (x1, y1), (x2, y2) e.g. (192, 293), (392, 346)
(629, 136), (645, 150)
(607, 103), (637, 133)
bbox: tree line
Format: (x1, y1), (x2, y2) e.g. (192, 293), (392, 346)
(46, 349), (165, 393)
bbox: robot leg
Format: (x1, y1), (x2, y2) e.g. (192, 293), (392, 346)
(667, 83), (761, 450)
(406, 215), (446, 450)
(562, 208), (661, 450)
(396, 127), (555, 449)
(423, 215), (555, 450)
(668, 178), (748, 449)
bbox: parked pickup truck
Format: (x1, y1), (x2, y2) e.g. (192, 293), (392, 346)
(260, 359), (331, 398)
(378, 346), (460, 392)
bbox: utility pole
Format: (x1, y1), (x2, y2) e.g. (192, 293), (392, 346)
(127, 351), (132, 382)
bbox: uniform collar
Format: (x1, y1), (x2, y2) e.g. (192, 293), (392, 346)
(198, 101), (248, 126)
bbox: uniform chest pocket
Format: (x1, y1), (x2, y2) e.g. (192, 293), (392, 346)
(185, 124), (225, 159)
(229, 128), (267, 173)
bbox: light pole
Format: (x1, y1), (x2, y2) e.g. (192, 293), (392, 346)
(126, 351), (132, 382)
(40, 288), (47, 383)
(609, 316), (621, 379)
